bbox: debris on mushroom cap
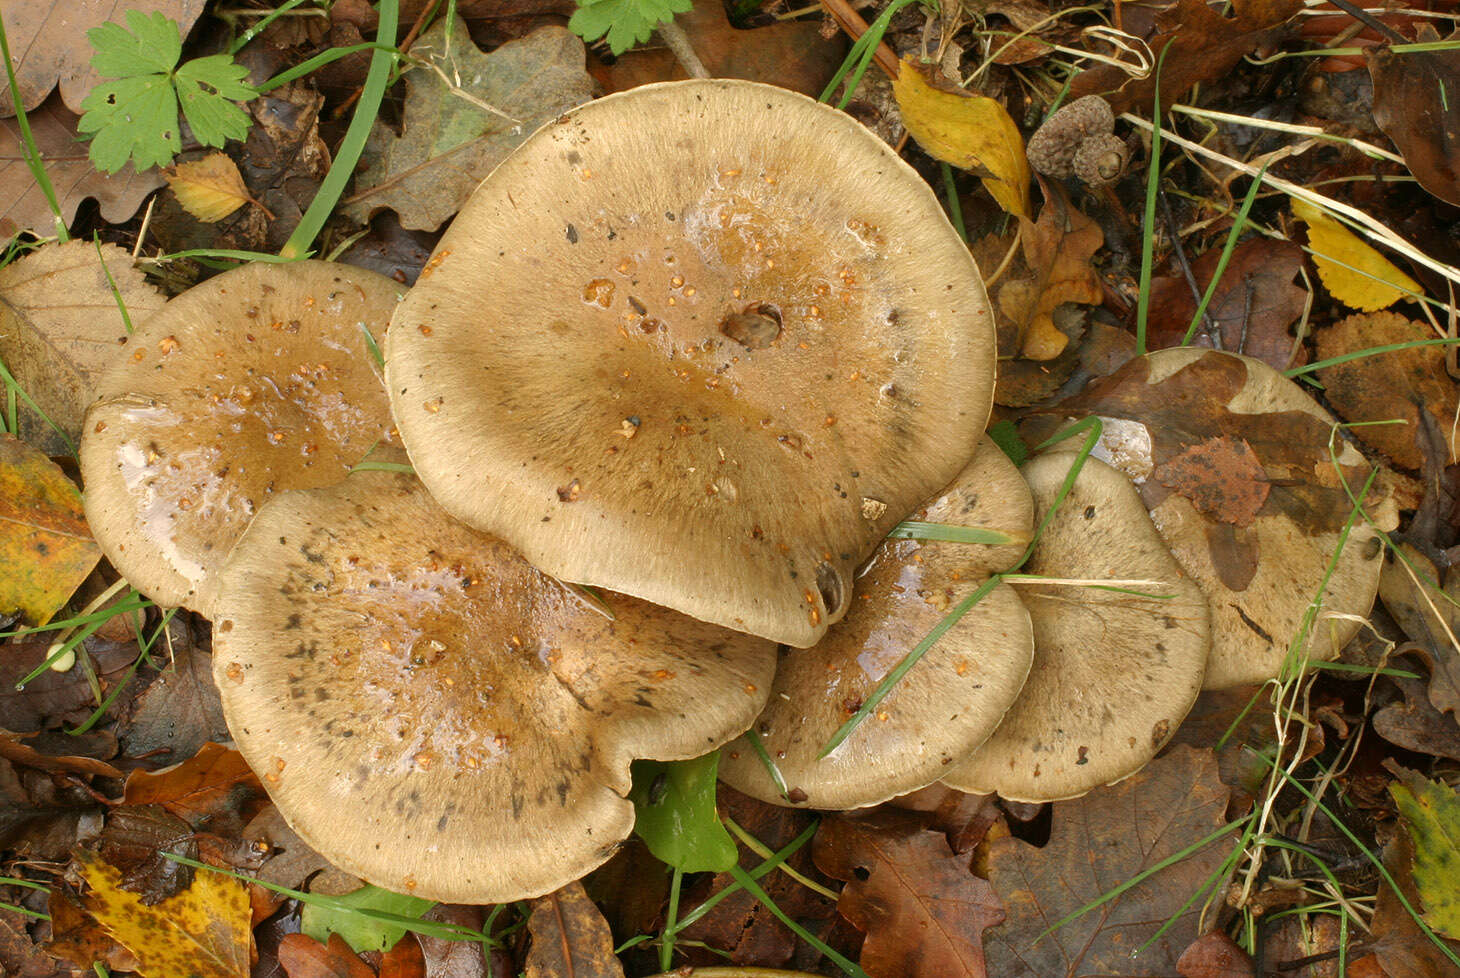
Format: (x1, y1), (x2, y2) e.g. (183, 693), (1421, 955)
(1055, 348), (1396, 689)
(718, 438), (1035, 810)
(385, 79), (996, 648)
(79, 260), (400, 618)
(942, 452), (1210, 803)
(1025, 95), (1116, 179)
(212, 467), (777, 904)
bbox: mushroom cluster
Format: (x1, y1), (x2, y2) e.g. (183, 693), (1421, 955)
(77, 81), (1392, 903)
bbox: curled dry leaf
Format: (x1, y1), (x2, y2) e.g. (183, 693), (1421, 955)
(165, 153), (256, 224)
(997, 194), (1103, 360)
(1293, 197), (1420, 311)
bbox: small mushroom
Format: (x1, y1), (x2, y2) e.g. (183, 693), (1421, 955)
(79, 261), (400, 617)
(718, 439), (1035, 809)
(942, 452), (1210, 802)
(385, 78), (997, 648)
(213, 467), (777, 903)
(1025, 95), (1117, 181)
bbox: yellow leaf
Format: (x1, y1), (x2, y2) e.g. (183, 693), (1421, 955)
(0, 432), (99, 624)
(892, 59), (1030, 218)
(166, 153), (252, 223)
(1293, 197), (1419, 311)
(1390, 769), (1460, 939)
(79, 851), (251, 978)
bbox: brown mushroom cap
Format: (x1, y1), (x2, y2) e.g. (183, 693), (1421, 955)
(718, 439), (1034, 810)
(1057, 348), (1394, 688)
(385, 79), (996, 648)
(213, 468), (777, 904)
(79, 261), (399, 617)
(942, 452), (1209, 803)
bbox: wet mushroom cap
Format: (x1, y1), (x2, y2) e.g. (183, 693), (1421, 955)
(79, 261), (399, 617)
(942, 452), (1210, 803)
(213, 468), (777, 904)
(718, 439), (1035, 810)
(385, 79), (996, 647)
(1058, 348), (1394, 688)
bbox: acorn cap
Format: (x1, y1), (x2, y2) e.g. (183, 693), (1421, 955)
(79, 261), (400, 617)
(384, 78), (996, 648)
(943, 452), (1210, 803)
(718, 438), (1035, 809)
(1026, 95), (1115, 179)
(213, 467), (777, 903)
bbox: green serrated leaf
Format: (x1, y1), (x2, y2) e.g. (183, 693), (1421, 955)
(1391, 771), (1460, 939)
(175, 55), (258, 101)
(175, 82), (254, 147)
(569, 0), (684, 54)
(78, 75), (180, 173)
(88, 10), (181, 78)
(630, 753), (738, 873)
(299, 885), (435, 953)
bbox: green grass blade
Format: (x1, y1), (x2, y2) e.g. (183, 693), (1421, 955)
(1181, 162), (1267, 346)
(0, 9), (68, 242)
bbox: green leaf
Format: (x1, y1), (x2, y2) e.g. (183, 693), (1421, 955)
(87, 10), (181, 78)
(78, 75), (181, 173)
(299, 885), (434, 953)
(630, 753), (738, 873)
(175, 57), (256, 148)
(569, 0), (691, 55)
(1391, 769), (1460, 940)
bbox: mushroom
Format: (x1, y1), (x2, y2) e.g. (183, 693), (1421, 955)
(384, 78), (996, 648)
(942, 452), (1210, 802)
(212, 466), (777, 903)
(1056, 348), (1395, 688)
(718, 438), (1035, 809)
(79, 261), (400, 617)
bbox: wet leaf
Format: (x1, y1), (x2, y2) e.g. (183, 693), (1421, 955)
(1154, 436), (1270, 526)
(78, 850), (251, 978)
(122, 742), (265, 826)
(0, 432), (100, 625)
(277, 933), (373, 978)
(379, 932), (427, 978)
(1293, 198), (1420, 312)
(1368, 27), (1460, 207)
(892, 60), (1029, 218)
(1373, 667), (1460, 763)
(0, 637), (138, 733)
(814, 810), (1004, 978)
(341, 18), (594, 231)
(300, 885), (433, 954)
(524, 880), (625, 978)
(1315, 312), (1457, 470)
(117, 640), (230, 764)
(0, 239), (166, 454)
(166, 153), (252, 223)
(1390, 766), (1460, 939)
(997, 195), (1103, 360)
(629, 752), (737, 873)
(982, 746), (1233, 977)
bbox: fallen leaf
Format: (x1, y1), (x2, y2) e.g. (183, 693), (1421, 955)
(277, 933), (373, 978)
(1390, 766), (1460, 939)
(0, 0), (206, 115)
(94, 804), (199, 905)
(45, 888), (139, 975)
(524, 880), (625, 978)
(166, 153), (253, 223)
(998, 195), (1103, 359)
(78, 850), (251, 978)
(814, 810), (1004, 978)
(0, 96), (165, 240)
(1177, 930), (1256, 977)
(1293, 197), (1420, 312)
(1368, 830), (1460, 977)
(380, 933), (427, 978)
(0, 903), (85, 978)
(117, 639), (230, 764)
(892, 60), (1030, 218)
(122, 742), (265, 826)
(341, 18), (594, 231)
(982, 746), (1234, 977)
(0, 731), (121, 780)
(629, 753), (737, 873)
(1373, 666), (1460, 762)
(1068, 0), (1303, 114)
(1377, 544), (1460, 716)
(0, 433), (99, 625)
(0, 239), (166, 455)
(1368, 26), (1460, 207)
(0, 637), (138, 731)
(1155, 436), (1270, 526)
(300, 885), (433, 954)
(239, 84), (332, 251)
(1315, 312), (1457, 470)
(1145, 237), (1308, 370)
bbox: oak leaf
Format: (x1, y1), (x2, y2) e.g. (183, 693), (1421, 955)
(997, 195), (1103, 360)
(277, 933), (373, 978)
(0, 432), (99, 624)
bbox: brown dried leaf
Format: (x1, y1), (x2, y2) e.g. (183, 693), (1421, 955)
(814, 810), (1004, 978)
(117, 639), (230, 763)
(122, 742), (265, 827)
(0, 433), (99, 625)
(998, 196), (1103, 361)
(1373, 666), (1460, 762)
(1177, 931), (1256, 977)
(277, 933), (374, 978)
(1155, 436), (1270, 526)
(524, 881), (625, 978)
(1069, 0), (1303, 114)
(166, 153), (253, 224)
(983, 747), (1233, 977)
(1368, 28), (1460, 207)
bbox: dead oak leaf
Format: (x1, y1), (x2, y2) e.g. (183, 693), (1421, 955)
(998, 195), (1103, 360)
(1155, 436), (1270, 526)
(813, 810), (1004, 978)
(983, 746), (1233, 977)
(122, 742), (265, 826)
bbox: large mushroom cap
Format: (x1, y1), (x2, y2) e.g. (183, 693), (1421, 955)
(385, 79), (996, 647)
(213, 468), (777, 904)
(943, 452), (1210, 803)
(1057, 348), (1393, 688)
(80, 261), (399, 617)
(719, 438), (1034, 809)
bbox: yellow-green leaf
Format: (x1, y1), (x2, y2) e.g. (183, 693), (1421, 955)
(165, 153), (251, 223)
(1293, 197), (1420, 311)
(79, 851), (251, 978)
(892, 59), (1030, 218)
(1391, 769), (1460, 940)
(0, 432), (99, 624)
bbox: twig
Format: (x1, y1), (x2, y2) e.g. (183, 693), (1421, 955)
(818, 0), (901, 78)
(657, 21), (710, 78)
(1159, 188), (1220, 348)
